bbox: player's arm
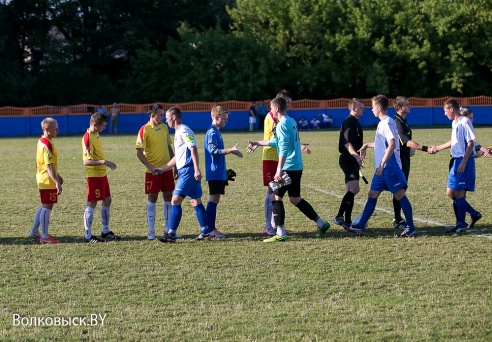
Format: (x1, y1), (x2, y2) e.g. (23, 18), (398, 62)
(190, 146), (202, 180)
(83, 158), (117, 170)
(434, 140), (451, 153)
(167, 136), (177, 177)
(275, 156), (287, 182)
(46, 163), (62, 194)
(246, 140), (272, 153)
(376, 138), (395, 176)
(345, 142), (364, 167)
(221, 143), (244, 158)
(358, 142), (374, 160)
(458, 140), (474, 173)
(405, 140), (431, 153)
(154, 156), (176, 175)
(136, 148), (158, 174)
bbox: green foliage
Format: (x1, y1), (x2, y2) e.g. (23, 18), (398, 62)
(1, 0), (492, 106)
(130, 24), (283, 102)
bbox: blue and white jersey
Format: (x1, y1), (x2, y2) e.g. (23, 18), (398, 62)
(204, 125), (227, 181)
(374, 116), (401, 169)
(269, 116), (303, 171)
(174, 124), (196, 170)
(451, 116), (476, 158)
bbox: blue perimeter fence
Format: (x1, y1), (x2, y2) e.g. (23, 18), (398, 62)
(2, 106), (492, 137)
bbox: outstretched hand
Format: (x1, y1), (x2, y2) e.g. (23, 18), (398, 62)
(230, 143), (243, 158)
(301, 143), (311, 154)
(246, 141), (258, 154)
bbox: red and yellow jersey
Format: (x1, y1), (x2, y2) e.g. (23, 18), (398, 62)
(36, 136), (58, 189)
(136, 122), (173, 173)
(262, 112), (278, 161)
(82, 130), (106, 177)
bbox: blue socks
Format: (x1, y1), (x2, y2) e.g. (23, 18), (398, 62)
(169, 205), (182, 236)
(454, 197), (467, 226)
(194, 203), (209, 234)
(358, 197), (377, 229)
(398, 195), (414, 229)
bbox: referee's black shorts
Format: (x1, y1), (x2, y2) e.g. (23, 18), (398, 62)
(339, 154), (360, 183)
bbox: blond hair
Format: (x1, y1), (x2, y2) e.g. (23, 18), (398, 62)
(211, 106), (229, 119)
(41, 117), (57, 131)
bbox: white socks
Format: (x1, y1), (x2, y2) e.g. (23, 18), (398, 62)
(40, 208), (51, 238)
(164, 201), (172, 233)
(31, 206), (43, 234)
(101, 206), (110, 234)
(84, 206), (94, 238)
(147, 201), (156, 233)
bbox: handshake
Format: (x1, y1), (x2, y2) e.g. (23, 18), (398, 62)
(426, 146), (438, 154)
(152, 167), (166, 176)
(269, 172), (292, 191)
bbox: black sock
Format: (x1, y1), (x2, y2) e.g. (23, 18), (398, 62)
(337, 191), (355, 222)
(393, 197), (403, 222)
(272, 201), (285, 227)
(295, 199), (318, 221)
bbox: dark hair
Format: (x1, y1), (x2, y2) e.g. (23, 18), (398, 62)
(393, 96), (408, 110)
(148, 103), (163, 115)
(276, 89), (292, 100)
(444, 98), (460, 110)
(90, 112), (108, 125)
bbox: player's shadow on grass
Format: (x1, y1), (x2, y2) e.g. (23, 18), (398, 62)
(2, 226), (490, 245)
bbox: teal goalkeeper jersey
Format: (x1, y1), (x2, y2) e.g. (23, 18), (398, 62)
(269, 116), (303, 171)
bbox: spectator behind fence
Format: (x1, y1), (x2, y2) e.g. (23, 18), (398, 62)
(319, 113), (333, 128)
(310, 115), (320, 130)
(97, 104), (107, 116)
(249, 101), (257, 131)
(256, 101), (267, 130)
(110, 103), (120, 134)
(298, 116), (309, 130)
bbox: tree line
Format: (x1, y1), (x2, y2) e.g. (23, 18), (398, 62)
(1, 0), (491, 107)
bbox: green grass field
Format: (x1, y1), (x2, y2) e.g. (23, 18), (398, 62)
(1, 128), (492, 341)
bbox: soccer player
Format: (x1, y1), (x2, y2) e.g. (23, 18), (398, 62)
(204, 106), (244, 238)
(154, 107), (209, 242)
(28, 118), (63, 244)
(342, 95), (417, 238)
(248, 90), (309, 236)
(433, 99), (481, 233)
(334, 98), (365, 227)
(247, 97), (331, 242)
(392, 96), (435, 230)
(82, 113), (120, 243)
(136, 104), (176, 240)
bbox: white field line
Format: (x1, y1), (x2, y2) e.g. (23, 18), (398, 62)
(305, 184), (492, 240)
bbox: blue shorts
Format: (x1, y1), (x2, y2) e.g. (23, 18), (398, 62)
(174, 166), (203, 199)
(447, 157), (475, 192)
(370, 167), (408, 194)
